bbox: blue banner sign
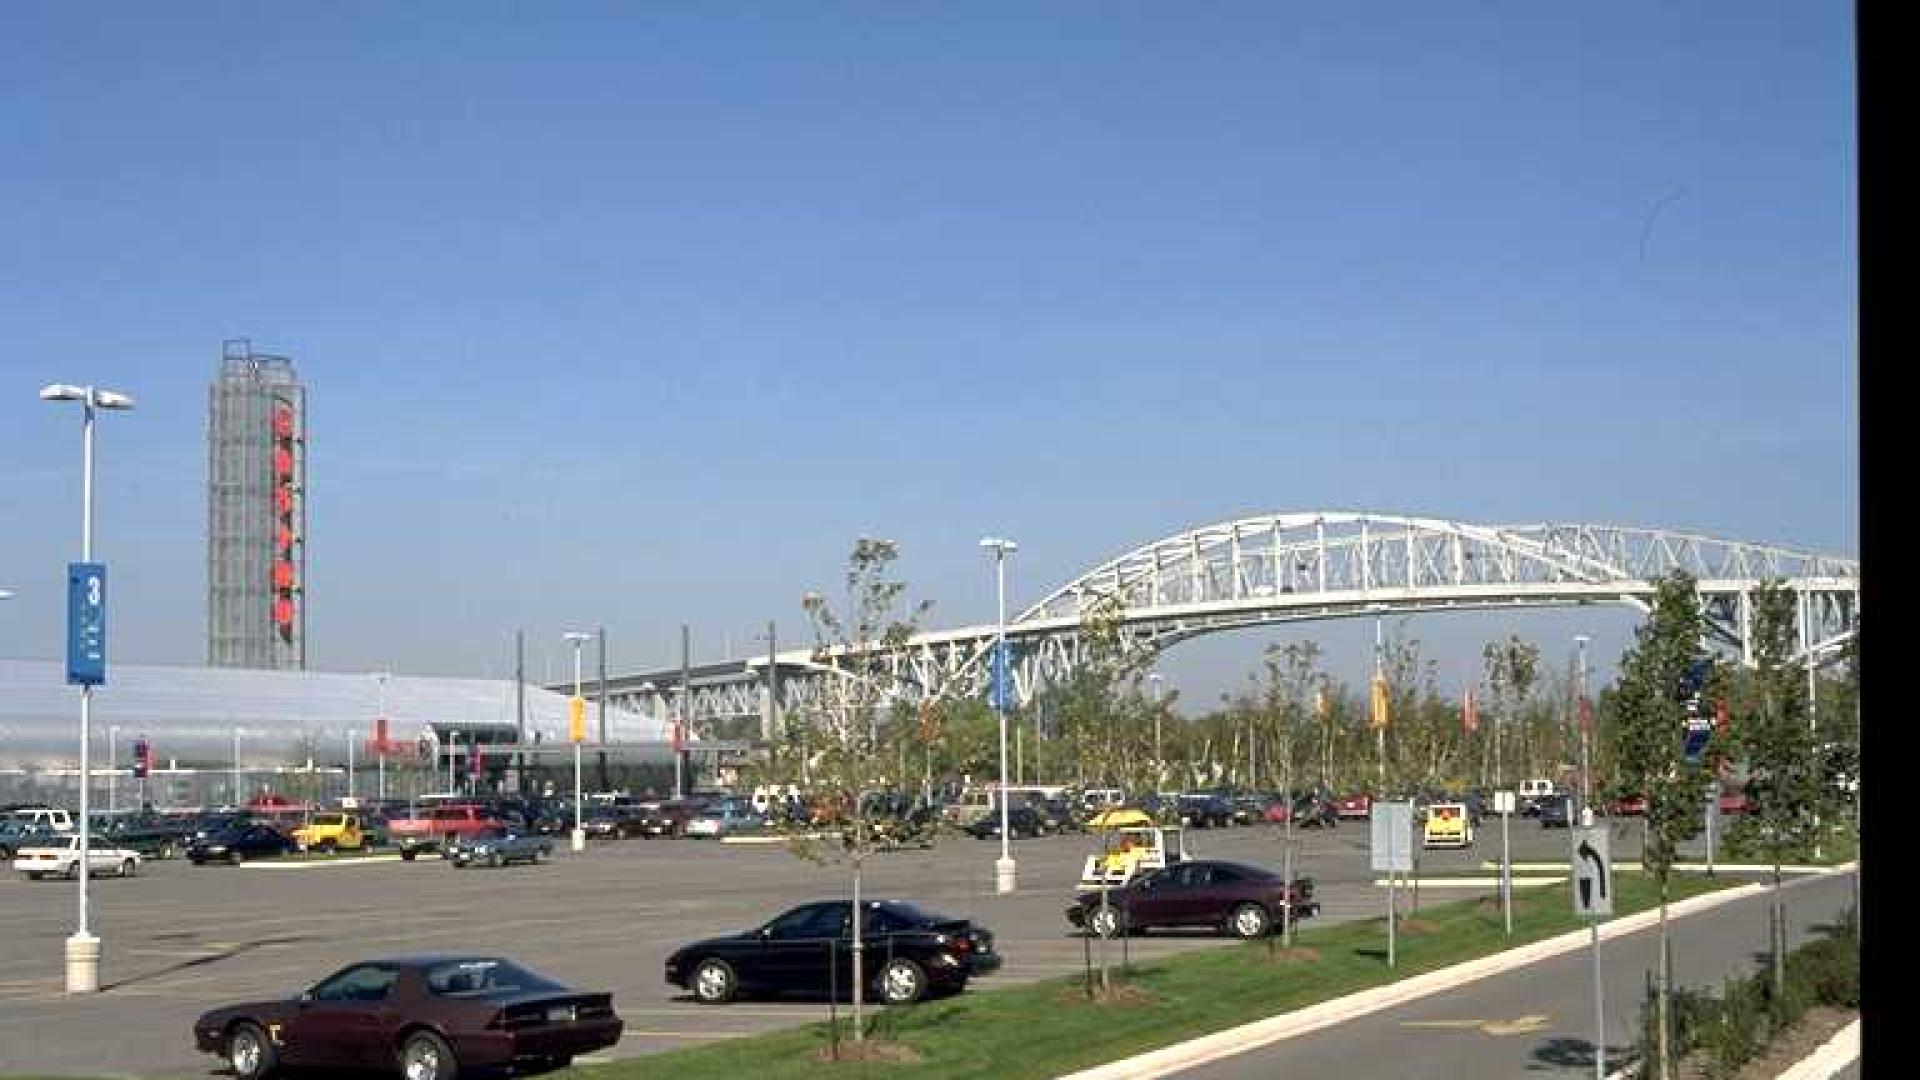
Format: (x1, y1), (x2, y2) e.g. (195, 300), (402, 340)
(66, 561), (106, 686)
(990, 639), (1014, 713)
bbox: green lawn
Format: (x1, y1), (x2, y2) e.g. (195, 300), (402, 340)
(0, 873), (1733, 1080)
(560, 873), (1730, 1080)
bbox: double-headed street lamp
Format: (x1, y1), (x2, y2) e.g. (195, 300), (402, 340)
(41, 381), (135, 995)
(980, 535), (1018, 895)
(564, 631), (594, 853)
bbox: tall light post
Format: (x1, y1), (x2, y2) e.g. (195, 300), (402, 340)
(564, 631), (593, 852)
(1575, 635), (1591, 826)
(108, 725), (120, 817)
(980, 536), (1018, 895)
(373, 672), (391, 801)
(1149, 673), (1165, 782)
(42, 381), (134, 995)
(344, 729), (356, 802)
(232, 727), (243, 807)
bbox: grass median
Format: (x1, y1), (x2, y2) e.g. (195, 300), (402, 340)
(563, 871), (1730, 1080)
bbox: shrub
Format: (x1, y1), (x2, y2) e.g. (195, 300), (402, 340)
(1786, 935), (1858, 1010)
(1702, 974), (1765, 1079)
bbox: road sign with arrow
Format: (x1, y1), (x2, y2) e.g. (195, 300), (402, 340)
(1571, 826), (1612, 918)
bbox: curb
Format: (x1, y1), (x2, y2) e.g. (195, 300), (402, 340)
(1053, 881), (1768, 1080)
(1483, 862), (1853, 875)
(242, 854), (405, 869)
(1371, 876), (1564, 888)
(1773, 1018), (1860, 1080)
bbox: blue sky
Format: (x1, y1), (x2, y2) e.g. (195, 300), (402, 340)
(0, 3), (1856, 703)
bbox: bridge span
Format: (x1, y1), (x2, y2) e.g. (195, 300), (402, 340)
(566, 513), (1859, 740)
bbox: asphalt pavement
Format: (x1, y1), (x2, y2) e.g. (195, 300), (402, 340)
(1170, 867), (1859, 1080)
(0, 812), (1687, 1077)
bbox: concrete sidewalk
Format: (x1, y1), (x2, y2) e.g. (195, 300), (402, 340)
(1058, 864), (1856, 1080)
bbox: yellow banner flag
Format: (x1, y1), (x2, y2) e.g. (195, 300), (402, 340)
(1369, 674), (1390, 729)
(568, 696), (587, 743)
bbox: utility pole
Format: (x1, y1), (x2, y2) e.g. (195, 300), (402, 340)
(765, 620), (778, 742)
(597, 626), (609, 793)
(679, 623), (691, 800)
(515, 629), (526, 794)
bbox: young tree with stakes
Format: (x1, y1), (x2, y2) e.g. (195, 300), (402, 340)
(1609, 570), (1712, 1080)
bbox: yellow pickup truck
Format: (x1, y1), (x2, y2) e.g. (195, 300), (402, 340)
(291, 813), (366, 853)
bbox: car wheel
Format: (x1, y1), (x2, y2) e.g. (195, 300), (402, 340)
(120, 859), (137, 877)
(487, 852), (501, 868)
(401, 849), (417, 861)
(64, 862), (79, 880)
(159, 841), (177, 860)
(227, 1020), (278, 1080)
(878, 958), (927, 1005)
(318, 840), (335, 854)
(1088, 906), (1123, 939)
(452, 858), (468, 868)
(26, 871), (42, 881)
(399, 1029), (457, 1080)
(1228, 903), (1272, 940)
(692, 958), (738, 1004)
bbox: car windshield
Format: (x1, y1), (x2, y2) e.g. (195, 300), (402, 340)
(424, 958), (566, 997)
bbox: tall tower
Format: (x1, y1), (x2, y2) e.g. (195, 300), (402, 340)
(207, 340), (306, 668)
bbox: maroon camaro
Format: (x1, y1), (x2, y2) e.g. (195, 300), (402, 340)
(193, 954), (622, 1080)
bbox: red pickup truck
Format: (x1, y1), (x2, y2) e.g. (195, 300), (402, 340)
(389, 803), (507, 860)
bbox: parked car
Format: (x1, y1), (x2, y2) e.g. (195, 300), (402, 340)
(101, 814), (199, 859)
(1176, 793), (1235, 829)
(447, 829), (553, 868)
(964, 803), (1044, 840)
(1603, 792), (1646, 817)
(1715, 789), (1751, 815)
(685, 799), (766, 839)
(0, 820), (56, 860)
(389, 803), (506, 860)
(665, 899), (1000, 1006)
(192, 954), (622, 1080)
(1539, 794), (1580, 828)
(14, 834), (143, 879)
(1032, 797), (1083, 834)
(1332, 792), (1373, 819)
(1066, 859), (1318, 939)
(188, 823), (296, 864)
(1518, 778), (1558, 816)
(1421, 802), (1474, 848)
(290, 813), (367, 853)
(1287, 793), (1340, 828)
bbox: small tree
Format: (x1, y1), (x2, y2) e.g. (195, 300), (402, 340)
(767, 537), (933, 1049)
(1732, 580), (1823, 1001)
(1611, 571), (1713, 1080)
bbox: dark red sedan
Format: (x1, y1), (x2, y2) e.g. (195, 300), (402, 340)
(1065, 859), (1319, 940)
(193, 954), (621, 1080)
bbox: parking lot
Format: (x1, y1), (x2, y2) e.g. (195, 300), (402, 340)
(0, 818), (1656, 1078)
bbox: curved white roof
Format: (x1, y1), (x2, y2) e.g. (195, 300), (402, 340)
(0, 659), (668, 769)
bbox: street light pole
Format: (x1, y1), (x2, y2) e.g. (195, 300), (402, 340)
(42, 382), (134, 995)
(345, 729), (356, 802)
(1150, 674), (1164, 780)
(108, 725), (119, 817)
(374, 672), (390, 801)
(1575, 635), (1591, 826)
(981, 536), (1018, 895)
(565, 631), (593, 852)
(232, 728), (243, 807)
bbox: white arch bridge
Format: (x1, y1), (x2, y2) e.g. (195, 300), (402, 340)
(590, 513), (1859, 737)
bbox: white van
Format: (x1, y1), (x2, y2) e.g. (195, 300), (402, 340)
(2, 807), (74, 833)
(1519, 779), (1557, 801)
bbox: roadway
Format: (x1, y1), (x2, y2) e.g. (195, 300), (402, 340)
(0, 815), (1689, 1078)
(1173, 868), (1858, 1079)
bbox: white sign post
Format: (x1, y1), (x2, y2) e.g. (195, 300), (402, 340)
(1572, 826), (1612, 1079)
(1494, 790), (1516, 935)
(1371, 801), (1414, 968)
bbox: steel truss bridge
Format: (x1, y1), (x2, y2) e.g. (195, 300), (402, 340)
(585, 513), (1859, 740)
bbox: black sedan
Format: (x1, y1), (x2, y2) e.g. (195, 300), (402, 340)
(964, 803), (1044, 840)
(193, 954), (621, 1080)
(187, 823), (295, 865)
(666, 900), (1001, 1006)
(1066, 859), (1319, 939)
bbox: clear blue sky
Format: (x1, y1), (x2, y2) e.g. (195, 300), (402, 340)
(0, 3), (1856, 703)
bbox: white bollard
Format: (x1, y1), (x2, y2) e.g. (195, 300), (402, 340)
(65, 932), (100, 994)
